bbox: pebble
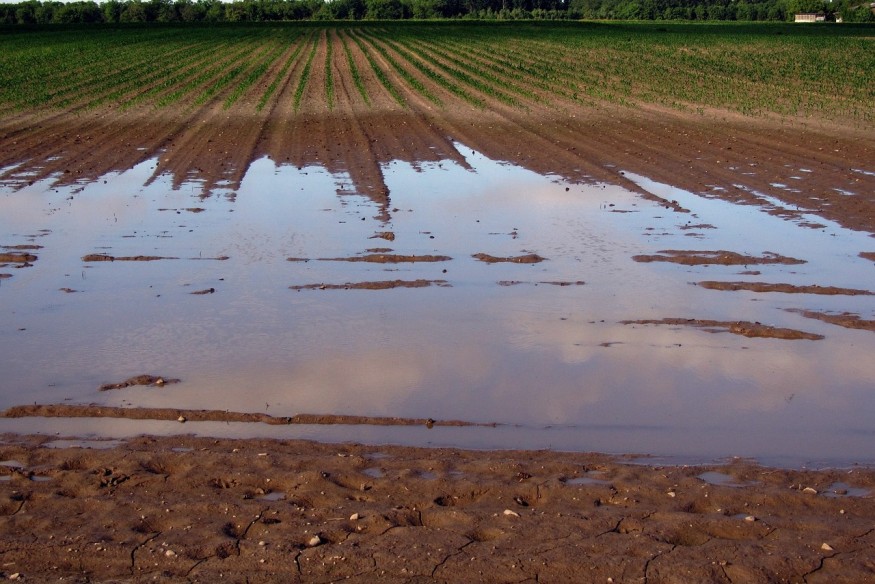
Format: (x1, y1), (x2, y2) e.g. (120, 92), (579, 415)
(307, 535), (322, 547)
(744, 515), (756, 522)
(503, 509), (520, 517)
(821, 543), (834, 551)
(349, 513), (360, 521)
(802, 487), (818, 495)
(667, 491), (676, 498)
(177, 416), (186, 423)
(8, 574), (20, 581)
(164, 550), (176, 558)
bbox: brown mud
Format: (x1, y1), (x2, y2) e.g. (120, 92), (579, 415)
(319, 254), (452, 263)
(786, 309), (875, 333)
(696, 281), (874, 296)
(622, 318), (824, 341)
(1, 405), (487, 428)
(632, 250), (806, 266)
(99, 375), (181, 391)
(0, 434), (873, 583)
(472, 253), (547, 264)
(290, 279), (450, 291)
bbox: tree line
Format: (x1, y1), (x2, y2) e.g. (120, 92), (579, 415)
(2, 0), (873, 24)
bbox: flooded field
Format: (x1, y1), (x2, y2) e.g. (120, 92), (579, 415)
(2, 142), (873, 467)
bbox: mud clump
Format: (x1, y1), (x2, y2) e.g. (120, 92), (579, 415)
(786, 309), (875, 332)
(321, 254), (451, 263)
(473, 253), (547, 264)
(860, 252), (875, 262)
(622, 318), (824, 340)
(370, 232), (396, 241)
(82, 254), (177, 262)
(632, 250), (805, 266)
(190, 288), (216, 295)
(0, 252), (38, 263)
(697, 281), (873, 296)
(291, 279), (450, 291)
(99, 375), (181, 391)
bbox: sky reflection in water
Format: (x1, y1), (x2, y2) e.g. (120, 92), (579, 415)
(1, 144), (874, 466)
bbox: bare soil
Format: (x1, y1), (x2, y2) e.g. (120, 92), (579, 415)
(0, 433), (873, 583)
(290, 279), (450, 290)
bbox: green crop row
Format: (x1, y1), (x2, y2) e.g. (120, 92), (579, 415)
(0, 22), (872, 124)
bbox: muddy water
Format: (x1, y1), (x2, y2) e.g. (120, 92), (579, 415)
(1, 145), (874, 467)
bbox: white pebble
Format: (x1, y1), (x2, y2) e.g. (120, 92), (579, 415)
(165, 549), (176, 558)
(349, 513), (360, 521)
(821, 543), (834, 551)
(307, 535), (322, 547)
(503, 509), (520, 517)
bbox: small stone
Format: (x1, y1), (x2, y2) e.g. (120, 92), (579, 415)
(503, 509), (520, 517)
(155, 378), (165, 386)
(667, 491), (676, 498)
(8, 574), (20, 581)
(744, 515), (756, 522)
(165, 549), (176, 558)
(821, 543), (834, 551)
(258, 540), (266, 546)
(802, 487), (818, 495)
(307, 535), (322, 547)
(177, 416), (186, 423)
(349, 513), (360, 521)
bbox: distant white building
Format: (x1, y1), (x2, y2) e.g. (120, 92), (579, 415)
(794, 13), (826, 22)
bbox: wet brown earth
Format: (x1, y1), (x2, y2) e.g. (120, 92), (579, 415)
(0, 434), (873, 583)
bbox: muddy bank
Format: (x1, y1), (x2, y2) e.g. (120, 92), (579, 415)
(696, 281), (873, 295)
(290, 279), (450, 291)
(1, 405), (489, 428)
(622, 318), (824, 341)
(786, 309), (875, 333)
(472, 253), (546, 264)
(632, 250), (806, 266)
(0, 433), (872, 583)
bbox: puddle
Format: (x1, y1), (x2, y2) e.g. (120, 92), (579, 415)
(42, 439), (125, 450)
(259, 491), (286, 502)
(362, 468), (384, 479)
(1, 146), (875, 467)
(822, 482), (870, 498)
(697, 471), (756, 488)
(0, 460), (25, 469)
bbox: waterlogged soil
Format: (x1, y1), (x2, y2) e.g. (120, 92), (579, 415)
(632, 250), (806, 266)
(0, 434), (872, 583)
(786, 309), (875, 333)
(622, 318), (825, 341)
(696, 281), (874, 295)
(3, 26), (875, 582)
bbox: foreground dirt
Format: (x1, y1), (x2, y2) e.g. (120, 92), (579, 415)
(0, 434), (872, 583)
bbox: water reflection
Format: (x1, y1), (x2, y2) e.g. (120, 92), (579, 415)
(1, 143), (874, 466)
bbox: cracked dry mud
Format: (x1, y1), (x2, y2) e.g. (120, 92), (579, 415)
(0, 435), (873, 583)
